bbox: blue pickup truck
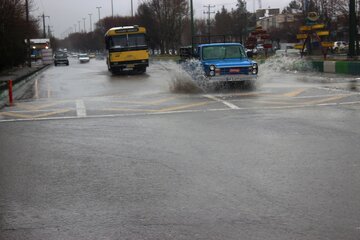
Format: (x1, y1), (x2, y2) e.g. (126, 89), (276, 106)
(184, 43), (258, 85)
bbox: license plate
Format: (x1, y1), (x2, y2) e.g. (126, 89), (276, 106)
(126, 64), (135, 68)
(229, 68), (240, 73)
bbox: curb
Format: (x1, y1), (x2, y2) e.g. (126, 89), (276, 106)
(0, 65), (50, 109)
(311, 60), (360, 75)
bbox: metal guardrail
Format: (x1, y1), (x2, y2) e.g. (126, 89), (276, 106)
(0, 64), (50, 108)
(0, 64), (49, 92)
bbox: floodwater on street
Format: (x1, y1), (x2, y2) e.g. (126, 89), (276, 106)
(1, 56), (360, 240)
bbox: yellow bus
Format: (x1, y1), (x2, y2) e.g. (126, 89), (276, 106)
(105, 26), (149, 73)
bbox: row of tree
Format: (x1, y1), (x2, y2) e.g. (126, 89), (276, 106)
(56, 0), (256, 53)
(57, 0), (354, 54)
(0, 0), (40, 71)
(0, 0), (355, 70)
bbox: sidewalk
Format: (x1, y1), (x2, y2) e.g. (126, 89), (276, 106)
(0, 64), (49, 108)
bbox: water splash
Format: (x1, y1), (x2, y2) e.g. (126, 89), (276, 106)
(257, 55), (313, 84)
(165, 56), (313, 93)
(161, 59), (208, 93)
(169, 71), (203, 93)
(259, 55), (313, 73)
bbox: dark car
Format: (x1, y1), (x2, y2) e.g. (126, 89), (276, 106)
(54, 52), (69, 66)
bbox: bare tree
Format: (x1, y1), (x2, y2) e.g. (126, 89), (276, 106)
(0, 0), (40, 70)
(138, 0), (188, 53)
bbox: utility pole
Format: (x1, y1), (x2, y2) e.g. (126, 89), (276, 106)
(39, 13), (50, 38)
(190, 0), (195, 54)
(96, 6), (102, 22)
(25, 0), (31, 67)
(348, 0), (357, 57)
(88, 13), (93, 32)
(47, 25), (52, 37)
(203, 5), (215, 43)
(83, 18), (86, 32)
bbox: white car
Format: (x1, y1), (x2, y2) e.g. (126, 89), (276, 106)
(275, 48), (300, 57)
(78, 53), (90, 63)
(333, 41), (348, 52)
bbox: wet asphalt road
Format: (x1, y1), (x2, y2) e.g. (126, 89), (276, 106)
(0, 58), (360, 239)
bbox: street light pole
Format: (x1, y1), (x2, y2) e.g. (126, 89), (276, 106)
(88, 13), (93, 32)
(131, 0), (133, 17)
(83, 18), (86, 32)
(25, 0), (31, 67)
(96, 6), (102, 22)
(111, 0), (114, 17)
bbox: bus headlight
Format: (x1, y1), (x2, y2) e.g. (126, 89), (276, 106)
(209, 65), (215, 71)
(209, 70), (215, 76)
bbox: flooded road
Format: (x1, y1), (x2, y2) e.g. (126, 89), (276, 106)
(1, 57), (359, 122)
(0, 57), (360, 240)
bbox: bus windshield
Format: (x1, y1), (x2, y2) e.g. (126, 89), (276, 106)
(110, 34), (146, 48)
(202, 45), (246, 60)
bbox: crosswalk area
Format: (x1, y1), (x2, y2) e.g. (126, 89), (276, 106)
(1, 86), (360, 122)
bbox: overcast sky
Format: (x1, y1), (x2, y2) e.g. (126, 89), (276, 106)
(32, 0), (291, 38)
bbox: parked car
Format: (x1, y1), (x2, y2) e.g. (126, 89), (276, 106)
(186, 43), (258, 85)
(275, 48), (300, 57)
(54, 52), (69, 66)
(78, 53), (90, 63)
(333, 41), (348, 52)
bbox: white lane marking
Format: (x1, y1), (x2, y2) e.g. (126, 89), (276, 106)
(294, 94), (354, 99)
(76, 99), (87, 117)
(316, 103), (338, 106)
(316, 86), (360, 95)
(1, 101), (360, 123)
(203, 94), (240, 109)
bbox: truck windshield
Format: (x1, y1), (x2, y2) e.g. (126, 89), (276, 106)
(202, 45), (246, 60)
(110, 34), (146, 48)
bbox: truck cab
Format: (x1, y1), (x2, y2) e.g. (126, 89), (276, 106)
(195, 43), (258, 83)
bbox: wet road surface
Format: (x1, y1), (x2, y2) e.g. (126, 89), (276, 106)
(0, 58), (360, 239)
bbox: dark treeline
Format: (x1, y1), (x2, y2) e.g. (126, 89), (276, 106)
(0, 0), (353, 70)
(0, 0), (40, 71)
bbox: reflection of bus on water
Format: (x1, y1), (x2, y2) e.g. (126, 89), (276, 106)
(105, 25), (149, 74)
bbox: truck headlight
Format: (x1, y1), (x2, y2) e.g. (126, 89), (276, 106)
(209, 65), (215, 71)
(209, 70), (215, 76)
(252, 63), (258, 74)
